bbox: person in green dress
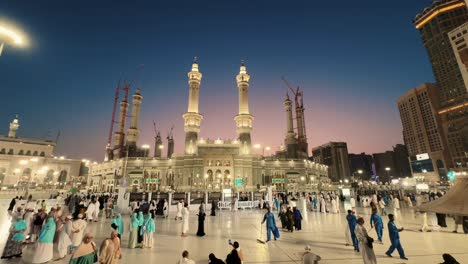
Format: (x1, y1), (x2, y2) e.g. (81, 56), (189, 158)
(1, 215), (27, 259)
(69, 233), (97, 264)
(32, 217), (56, 264)
(128, 210), (139, 249)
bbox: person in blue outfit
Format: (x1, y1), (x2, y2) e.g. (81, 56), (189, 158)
(370, 208), (384, 242)
(274, 196), (280, 212)
(111, 213), (124, 240)
(385, 214), (408, 260)
(262, 207), (279, 242)
(293, 207), (303, 230)
(346, 210), (359, 252)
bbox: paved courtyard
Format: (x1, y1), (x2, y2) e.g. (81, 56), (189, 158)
(0, 203), (467, 263)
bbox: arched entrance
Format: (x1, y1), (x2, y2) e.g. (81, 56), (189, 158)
(58, 170), (68, 185)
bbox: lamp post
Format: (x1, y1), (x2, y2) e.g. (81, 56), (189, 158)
(0, 23), (26, 57)
(142, 144), (150, 157)
(385, 167), (391, 182)
(254, 144), (271, 156)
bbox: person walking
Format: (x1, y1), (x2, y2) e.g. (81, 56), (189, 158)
(385, 214), (408, 260)
(128, 210), (139, 249)
(69, 233), (97, 264)
(142, 213), (155, 248)
(262, 207), (279, 242)
(196, 207), (206, 237)
(99, 230), (121, 264)
(370, 209), (384, 243)
(346, 210), (359, 252)
(111, 213), (124, 240)
(32, 217), (56, 263)
(71, 214), (87, 251)
(175, 200), (183, 220)
(355, 217), (377, 264)
(285, 207), (294, 232)
(1, 215), (27, 259)
(379, 198), (387, 216)
(293, 207), (303, 231)
(181, 203), (190, 237)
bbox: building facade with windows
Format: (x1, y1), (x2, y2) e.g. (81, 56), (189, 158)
(397, 83), (450, 181)
(0, 116), (82, 189)
(311, 142), (350, 182)
(88, 61), (328, 193)
(413, 0), (468, 173)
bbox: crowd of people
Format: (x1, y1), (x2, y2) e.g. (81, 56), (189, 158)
(1, 189), (465, 264)
(2, 194), (122, 264)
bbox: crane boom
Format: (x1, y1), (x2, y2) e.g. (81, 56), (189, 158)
(107, 81), (120, 146)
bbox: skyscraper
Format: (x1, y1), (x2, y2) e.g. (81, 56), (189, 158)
(413, 0), (468, 172)
(311, 142), (350, 182)
(396, 83), (451, 181)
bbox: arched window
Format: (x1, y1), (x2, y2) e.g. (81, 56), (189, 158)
(207, 170), (213, 182)
(0, 168), (6, 184)
(25, 150), (31, 156)
(0, 148), (5, 154)
(58, 170), (68, 184)
(45, 170), (54, 183)
(18, 150), (24, 155)
(8, 149), (13, 155)
(39, 152), (45, 157)
(33, 151), (38, 156)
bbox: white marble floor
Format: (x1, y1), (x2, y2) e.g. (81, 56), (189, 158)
(0, 203), (467, 263)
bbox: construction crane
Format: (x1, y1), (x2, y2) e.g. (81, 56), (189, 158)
(153, 121), (158, 137)
(281, 77), (302, 106)
(107, 81), (120, 149)
(167, 125), (174, 139)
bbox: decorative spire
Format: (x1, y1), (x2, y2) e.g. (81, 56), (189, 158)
(191, 56), (199, 72)
(239, 60), (247, 74)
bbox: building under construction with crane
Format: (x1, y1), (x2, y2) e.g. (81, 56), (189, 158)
(88, 59), (328, 193)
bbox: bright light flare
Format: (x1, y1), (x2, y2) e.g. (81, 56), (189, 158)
(0, 22), (26, 47)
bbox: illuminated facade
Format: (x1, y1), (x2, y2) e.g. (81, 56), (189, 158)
(397, 83), (451, 181)
(413, 0), (468, 172)
(0, 116), (82, 189)
(88, 60), (328, 192)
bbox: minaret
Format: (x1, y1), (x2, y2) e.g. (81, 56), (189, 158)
(126, 88), (143, 155)
(153, 131), (163, 158)
(8, 115), (19, 138)
(167, 134), (174, 159)
(284, 93), (298, 158)
(182, 57), (203, 155)
(234, 62), (254, 154)
(295, 90), (308, 156)
(113, 97), (129, 159)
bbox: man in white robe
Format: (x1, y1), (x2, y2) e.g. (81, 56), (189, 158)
(320, 197), (326, 213)
(94, 199), (100, 222)
(330, 199), (337, 214)
(85, 202), (96, 222)
(71, 214), (88, 248)
(355, 217), (377, 264)
(175, 200), (183, 220)
(350, 197), (356, 208)
(181, 203), (189, 237)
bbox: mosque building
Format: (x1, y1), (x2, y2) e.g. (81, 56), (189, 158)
(0, 116), (82, 190)
(88, 59), (329, 193)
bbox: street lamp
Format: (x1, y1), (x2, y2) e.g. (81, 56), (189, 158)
(0, 22), (27, 57)
(142, 144), (150, 157)
(385, 167), (391, 182)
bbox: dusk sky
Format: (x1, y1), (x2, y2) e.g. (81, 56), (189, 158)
(0, 0), (435, 161)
